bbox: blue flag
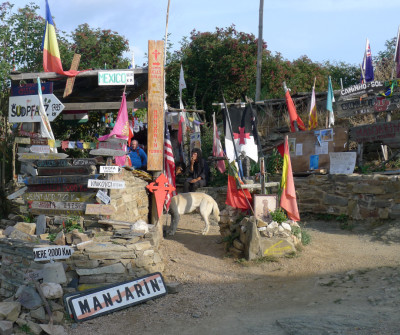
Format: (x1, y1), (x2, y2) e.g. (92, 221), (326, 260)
(361, 39), (374, 83)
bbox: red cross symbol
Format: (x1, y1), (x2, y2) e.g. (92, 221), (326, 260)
(146, 173), (176, 219)
(233, 127), (250, 145)
(152, 49), (161, 61)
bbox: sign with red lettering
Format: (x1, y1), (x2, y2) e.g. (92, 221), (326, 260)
(147, 40), (164, 171)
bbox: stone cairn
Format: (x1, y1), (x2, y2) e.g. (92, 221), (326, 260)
(219, 205), (302, 260)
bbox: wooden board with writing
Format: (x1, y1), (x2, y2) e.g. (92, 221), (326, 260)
(24, 174), (100, 185)
(29, 201), (86, 211)
(89, 149), (126, 157)
(23, 192), (95, 202)
(85, 204), (115, 215)
(37, 165), (97, 176)
(30, 208), (85, 216)
(27, 183), (92, 193)
(18, 153), (68, 161)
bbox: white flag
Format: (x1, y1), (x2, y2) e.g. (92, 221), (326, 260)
(179, 64), (186, 110)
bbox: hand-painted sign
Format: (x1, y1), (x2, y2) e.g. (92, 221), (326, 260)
(68, 273), (166, 322)
(85, 204), (115, 215)
(87, 179), (125, 189)
(20, 163), (38, 176)
(37, 165), (96, 176)
(11, 82), (53, 96)
(89, 149), (126, 157)
(6, 186), (28, 200)
(30, 208), (85, 216)
(98, 141), (126, 151)
(99, 166), (121, 174)
(29, 201), (86, 211)
(349, 120), (400, 148)
(23, 192), (95, 202)
(25, 174), (100, 185)
(27, 183), (91, 193)
(98, 70), (134, 86)
(329, 152), (357, 174)
(30, 145), (50, 154)
(18, 153), (69, 161)
(35, 158), (98, 168)
(33, 246), (74, 261)
(340, 81), (384, 98)
(9, 94), (64, 122)
(96, 190), (110, 204)
(15, 137), (31, 144)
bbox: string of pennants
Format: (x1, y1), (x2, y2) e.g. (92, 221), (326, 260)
(15, 137), (98, 150)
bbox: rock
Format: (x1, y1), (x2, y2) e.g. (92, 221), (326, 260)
(76, 240), (93, 250)
(29, 306), (45, 322)
(48, 301), (63, 312)
(71, 230), (89, 244)
(229, 246), (244, 258)
(0, 320), (13, 335)
(40, 283), (63, 299)
(260, 237), (295, 257)
(165, 282), (182, 294)
(40, 324), (68, 335)
(131, 220), (149, 233)
(0, 302), (21, 321)
(256, 219), (268, 228)
(54, 231), (65, 245)
(267, 221), (279, 229)
(14, 222), (36, 235)
(26, 321), (42, 335)
(233, 239), (244, 251)
(35, 215), (47, 235)
(3, 226), (14, 237)
(8, 229), (35, 242)
(76, 263), (125, 276)
(281, 222), (292, 232)
(15, 286), (42, 310)
(48, 311), (64, 324)
(42, 262), (67, 284)
(245, 219), (261, 260)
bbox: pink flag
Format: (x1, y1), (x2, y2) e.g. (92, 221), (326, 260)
(98, 92), (129, 141)
(213, 112), (226, 173)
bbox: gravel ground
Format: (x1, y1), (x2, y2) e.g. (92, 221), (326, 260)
(66, 214), (400, 335)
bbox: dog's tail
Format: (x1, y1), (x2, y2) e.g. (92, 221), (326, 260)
(212, 199), (220, 222)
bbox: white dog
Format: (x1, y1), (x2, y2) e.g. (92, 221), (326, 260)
(168, 192), (220, 235)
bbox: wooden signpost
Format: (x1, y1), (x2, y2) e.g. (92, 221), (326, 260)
(24, 174), (100, 185)
(85, 204), (115, 215)
(87, 179), (125, 189)
(6, 187), (28, 200)
(37, 165), (96, 176)
(339, 81), (384, 99)
(147, 40), (165, 171)
(27, 183), (92, 193)
(99, 166), (121, 174)
(23, 192), (95, 202)
(29, 201), (86, 211)
(18, 153), (69, 161)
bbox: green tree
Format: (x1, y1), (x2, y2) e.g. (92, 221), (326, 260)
(374, 36), (396, 81)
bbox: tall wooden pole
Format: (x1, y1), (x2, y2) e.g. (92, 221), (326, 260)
(255, 0), (264, 102)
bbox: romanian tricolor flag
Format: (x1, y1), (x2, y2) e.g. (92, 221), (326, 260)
(280, 135), (300, 221)
(42, 0), (80, 76)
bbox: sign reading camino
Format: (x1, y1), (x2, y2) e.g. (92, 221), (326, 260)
(68, 272), (166, 322)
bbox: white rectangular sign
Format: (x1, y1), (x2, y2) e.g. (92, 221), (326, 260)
(88, 179), (125, 189)
(96, 190), (111, 204)
(30, 145), (50, 154)
(99, 166), (121, 174)
(33, 246), (74, 261)
(9, 94), (64, 122)
(329, 152), (357, 174)
(98, 71), (134, 86)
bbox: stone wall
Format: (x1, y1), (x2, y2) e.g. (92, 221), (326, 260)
(295, 174), (400, 221)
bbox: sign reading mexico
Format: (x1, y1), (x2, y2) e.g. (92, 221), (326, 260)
(33, 246), (74, 261)
(98, 70), (134, 86)
(9, 94), (64, 123)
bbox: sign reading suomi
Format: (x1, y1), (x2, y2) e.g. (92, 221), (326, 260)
(98, 71), (134, 86)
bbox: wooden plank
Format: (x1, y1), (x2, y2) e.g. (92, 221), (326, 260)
(18, 153), (68, 161)
(30, 145), (50, 154)
(63, 53), (81, 98)
(27, 183), (92, 192)
(63, 101), (147, 111)
(31, 138), (48, 145)
(15, 137), (31, 144)
(23, 192), (96, 202)
(73, 158), (103, 166)
(29, 201), (86, 211)
(35, 158), (100, 168)
(30, 208), (84, 216)
(24, 174), (100, 185)
(89, 148), (126, 157)
(35, 159), (70, 168)
(147, 40), (165, 171)
(85, 204), (115, 215)
(20, 162), (38, 176)
(11, 82), (53, 96)
(97, 141), (126, 151)
(6, 186), (28, 200)
(339, 81), (384, 99)
(37, 165), (97, 176)
(87, 179), (125, 189)
(349, 120), (400, 148)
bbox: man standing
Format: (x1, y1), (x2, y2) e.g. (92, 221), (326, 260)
(129, 140), (147, 169)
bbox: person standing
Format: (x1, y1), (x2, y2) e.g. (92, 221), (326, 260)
(183, 148), (208, 192)
(128, 140), (147, 169)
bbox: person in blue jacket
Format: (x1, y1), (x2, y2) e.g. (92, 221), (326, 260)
(129, 140), (147, 169)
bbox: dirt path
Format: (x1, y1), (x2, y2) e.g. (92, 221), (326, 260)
(67, 214), (400, 335)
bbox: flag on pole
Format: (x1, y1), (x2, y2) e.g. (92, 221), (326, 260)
(284, 84), (306, 132)
(361, 38), (374, 83)
(394, 26), (400, 79)
(280, 135), (300, 221)
(308, 79), (318, 130)
(42, 0), (82, 76)
(164, 123), (176, 210)
(98, 92), (129, 141)
(37, 78), (55, 139)
(226, 162), (252, 210)
(179, 64), (186, 110)
(327, 76), (335, 128)
(212, 112), (226, 173)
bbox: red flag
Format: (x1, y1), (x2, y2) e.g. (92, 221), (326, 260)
(280, 135), (300, 221)
(163, 124), (176, 210)
(225, 162), (252, 210)
(178, 113), (184, 144)
(285, 90), (306, 132)
(128, 119), (134, 146)
(212, 113), (226, 173)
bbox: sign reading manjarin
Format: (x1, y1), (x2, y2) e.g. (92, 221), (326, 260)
(68, 272), (167, 322)
(98, 70), (134, 86)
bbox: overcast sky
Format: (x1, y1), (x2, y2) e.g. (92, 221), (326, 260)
(10, 0), (400, 68)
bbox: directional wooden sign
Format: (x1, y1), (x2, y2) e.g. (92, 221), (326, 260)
(30, 145), (50, 154)
(97, 141), (126, 151)
(27, 183), (92, 193)
(85, 204), (115, 215)
(89, 148), (126, 157)
(99, 166), (121, 174)
(31, 138), (48, 145)
(96, 190), (111, 204)
(11, 82), (53, 96)
(24, 174), (100, 185)
(35, 158), (99, 168)
(37, 165), (96, 176)
(87, 179), (125, 189)
(20, 163), (38, 176)
(30, 208), (85, 216)
(73, 158), (101, 166)
(68, 273), (166, 322)
(23, 192), (95, 202)
(9, 94), (64, 122)
(15, 137), (31, 144)
(29, 201), (86, 211)
(6, 187), (28, 200)
(33, 246), (74, 261)
(340, 81), (384, 99)
(18, 153), (68, 161)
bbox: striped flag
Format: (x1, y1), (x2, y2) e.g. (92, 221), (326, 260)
(164, 123), (176, 210)
(308, 79), (318, 130)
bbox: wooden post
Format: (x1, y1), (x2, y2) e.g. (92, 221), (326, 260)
(255, 0), (264, 102)
(260, 157), (266, 195)
(63, 54), (81, 98)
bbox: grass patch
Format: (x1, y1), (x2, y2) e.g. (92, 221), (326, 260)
(301, 229), (311, 246)
(254, 255), (279, 263)
(284, 251), (297, 259)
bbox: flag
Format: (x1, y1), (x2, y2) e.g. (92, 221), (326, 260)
(128, 119), (134, 146)
(42, 0), (82, 76)
(226, 162), (252, 210)
(379, 81), (395, 98)
(284, 87), (306, 132)
(178, 112), (184, 144)
(327, 76), (335, 128)
(212, 112), (226, 173)
(179, 64), (186, 110)
(164, 123), (176, 210)
(280, 135), (300, 222)
(395, 26), (400, 79)
(98, 92), (129, 141)
(361, 38), (374, 83)
(223, 104), (258, 163)
(37, 78), (57, 153)
(308, 80), (318, 130)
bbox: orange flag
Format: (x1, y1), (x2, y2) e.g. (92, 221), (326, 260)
(285, 90), (306, 132)
(280, 135), (300, 221)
